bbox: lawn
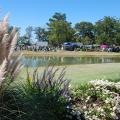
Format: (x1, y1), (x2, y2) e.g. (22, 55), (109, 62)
(18, 63), (120, 87)
(15, 51), (120, 57)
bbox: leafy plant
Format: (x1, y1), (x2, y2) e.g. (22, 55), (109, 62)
(17, 67), (69, 120)
(15, 67), (84, 120)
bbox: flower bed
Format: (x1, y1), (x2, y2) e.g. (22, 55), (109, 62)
(72, 80), (120, 120)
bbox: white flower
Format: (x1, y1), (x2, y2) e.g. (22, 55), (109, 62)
(97, 107), (102, 111)
(83, 106), (87, 109)
(110, 112), (118, 119)
(69, 84), (71, 88)
(93, 104), (97, 107)
(113, 106), (117, 111)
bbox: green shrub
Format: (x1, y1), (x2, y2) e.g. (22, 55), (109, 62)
(17, 67), (69, 120)
(13, 67), (84, 120)
(0, 87), (24, 120)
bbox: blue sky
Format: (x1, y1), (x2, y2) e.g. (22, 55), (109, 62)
(0, 0), (120, 35)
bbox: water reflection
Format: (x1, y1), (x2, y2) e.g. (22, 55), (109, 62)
(21, 56), (120, 67)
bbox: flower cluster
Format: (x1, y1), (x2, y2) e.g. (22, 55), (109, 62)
(72, 79), (120, 120)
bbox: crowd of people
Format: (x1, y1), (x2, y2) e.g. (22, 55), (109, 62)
(15, 44), (59, 52)
(15, 43), (120, 53)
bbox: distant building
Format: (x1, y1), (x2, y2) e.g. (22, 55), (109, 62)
(36, 41), (48, 47)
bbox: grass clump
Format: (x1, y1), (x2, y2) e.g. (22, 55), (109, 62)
(16, 67), (85, 120)
(0, 15), (22, 120)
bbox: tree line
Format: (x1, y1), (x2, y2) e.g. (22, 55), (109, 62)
(12, 12), (120, 47)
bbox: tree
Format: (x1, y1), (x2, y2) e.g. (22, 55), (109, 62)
(75, 22), (95, 44)
(47, 12), (75, 47)
(95, 16), (120, 45)
(17, 26), (33, 46)
(73, 32), (82, 42)
(8, 26), (20, 34)
(25, 26), (33, 39)
(17, 35), (31, 46)
(34, 27), (48, 41)
(49, 12), (66, 22)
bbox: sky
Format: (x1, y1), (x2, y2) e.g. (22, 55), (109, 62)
(0, 0), (120, 35)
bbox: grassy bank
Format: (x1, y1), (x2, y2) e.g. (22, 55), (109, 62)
(19, 63), (120, 86)
(15, 51), (120, 57)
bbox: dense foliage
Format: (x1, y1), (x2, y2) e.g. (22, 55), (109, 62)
(17, 13), (120, 47)
(95, 16), (120, 45)
(34, 27), (48, 41)
(47, 12), (75, 46)
(75, 22), (95, 44)
(13, 67), (84, 120)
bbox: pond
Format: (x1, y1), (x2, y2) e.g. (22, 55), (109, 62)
(21, 56), (120, 67)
